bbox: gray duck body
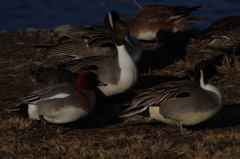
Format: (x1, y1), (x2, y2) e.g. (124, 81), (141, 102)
(120, 60), (223, 135)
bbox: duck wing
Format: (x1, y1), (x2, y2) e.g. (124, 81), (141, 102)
(119, 80), (193, 117)
(21, 83), (75, 103)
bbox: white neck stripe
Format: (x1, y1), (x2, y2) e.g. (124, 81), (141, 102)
(108, 12), (113, 28)
(200, 70), (206, 88)
(199, 70), (222, 101)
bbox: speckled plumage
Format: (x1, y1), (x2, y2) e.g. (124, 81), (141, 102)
(194, 15), (240, 55)
(45, 14), (142, 63)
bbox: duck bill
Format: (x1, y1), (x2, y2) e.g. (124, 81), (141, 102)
(125, 34), (136, 46)
(215, 70), (224, 75)
(98, 81), (107, 86)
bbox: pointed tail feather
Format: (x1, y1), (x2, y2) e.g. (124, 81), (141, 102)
(4, 103), (29, 118)
(118, 106), (148, 118)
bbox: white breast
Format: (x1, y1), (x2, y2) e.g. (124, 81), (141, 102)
(99, 45), (138, 96)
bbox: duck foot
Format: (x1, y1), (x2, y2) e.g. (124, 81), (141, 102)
(55, 124), (64, 135)
(183, 128), (201, 136)
(39, 115), (47, 138)
(179, 123), (201, 136)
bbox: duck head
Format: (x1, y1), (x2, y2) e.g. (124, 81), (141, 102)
(75, 71), (107, 90)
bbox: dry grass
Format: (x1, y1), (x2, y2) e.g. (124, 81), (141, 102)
(1, 30), (240, 158)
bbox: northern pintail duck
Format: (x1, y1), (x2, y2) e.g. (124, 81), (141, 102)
(125, 3), (205, 42)
(119, 60), (223, 135)
(4, 71), (106, 137)
(31, 12), (139, 97)
(58, 11), (138, 97)
(46, 11), (142, 63)
(194, 15), (240, 57)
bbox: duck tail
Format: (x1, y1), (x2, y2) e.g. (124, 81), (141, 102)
(183, 15), (207, 23)
(118, 106), (148, 118)
(4, 103), (29, 118)
(133, 0), (143, 9)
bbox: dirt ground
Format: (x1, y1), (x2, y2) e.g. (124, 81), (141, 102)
(1, 28), (240, 158)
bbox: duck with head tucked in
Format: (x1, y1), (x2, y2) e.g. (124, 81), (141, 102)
(46, 11), (142, 64)
(193, 15), (240, 58)
(119, 60), (223, 135)
(4, 71), (106, 137)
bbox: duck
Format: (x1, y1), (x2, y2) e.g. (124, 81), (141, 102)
(119, 60), (223, 135)
(46, 11), (142, 63)
(4, 71), (107, 137)
(31, 11), (138, 97)
(56, 11), (139, 97)
(193, 15), (240, 57)
(125, 2), (205, 42)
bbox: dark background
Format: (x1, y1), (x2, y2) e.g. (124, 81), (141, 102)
(1, 0), (240, 31)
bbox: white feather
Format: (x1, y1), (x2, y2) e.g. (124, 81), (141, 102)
(108, 12), (113, 28)
(200, 70), (222, 102)
(42, 93), (70, 101)
(44, 107), (87, 124)
(28, 104), (39, 120)
(138, 31), (156, 40)
(98, 44), (138, 96)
